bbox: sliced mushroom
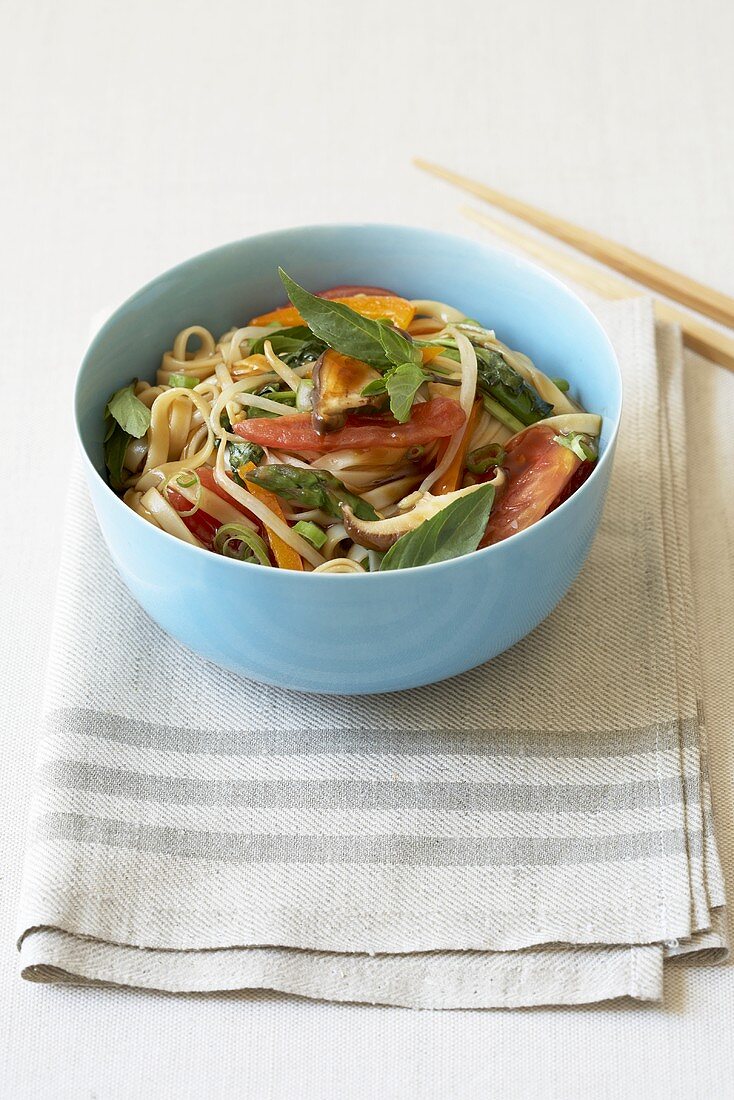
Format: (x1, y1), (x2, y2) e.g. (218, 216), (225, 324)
(311, 350), (382, 434)
(341, 483), (488, 551)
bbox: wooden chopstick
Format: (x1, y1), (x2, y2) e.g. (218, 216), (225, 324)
(415, 157), (734, 330)
(462, 206), (734, 374)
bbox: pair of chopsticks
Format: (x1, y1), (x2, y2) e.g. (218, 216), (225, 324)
(414, 158), (734, 373)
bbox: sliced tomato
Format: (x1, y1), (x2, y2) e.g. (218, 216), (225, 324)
(167, 488), (221, 549)
(547, 459), (595, 514)
(234, 397), (466, 453)
(480, 425), (581, 547)
(195, 465), (264, 529)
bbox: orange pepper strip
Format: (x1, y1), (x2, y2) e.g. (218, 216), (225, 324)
(250, 295), (416, 331)
(433, 399), (483, 495)
(237, 462), (304, 571)
(421, 346), (444, 365)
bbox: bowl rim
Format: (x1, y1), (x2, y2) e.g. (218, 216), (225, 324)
(74, 221), (623, 581)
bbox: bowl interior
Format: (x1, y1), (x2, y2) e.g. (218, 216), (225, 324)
(76, 223), (621, 486)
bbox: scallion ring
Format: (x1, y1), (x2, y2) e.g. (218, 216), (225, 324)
(466, 443), (507, 475)
(163, 469), (202, 517)
(213, 523), (271, 566)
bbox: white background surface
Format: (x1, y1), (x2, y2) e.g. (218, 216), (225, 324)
(2, 1), (733, 1096)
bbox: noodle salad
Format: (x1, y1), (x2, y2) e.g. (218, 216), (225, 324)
(103, 271), (602, 573)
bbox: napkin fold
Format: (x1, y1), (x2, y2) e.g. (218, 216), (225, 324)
(17, 299), (727, 1007)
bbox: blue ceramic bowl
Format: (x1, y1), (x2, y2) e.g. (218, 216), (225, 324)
(75, 224), (621, 694)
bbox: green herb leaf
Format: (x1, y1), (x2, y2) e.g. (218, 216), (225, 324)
(250, 325), (326, 367)
(385, 362), (428, 423)
(380, 484), (495, 571)
(228, 441), (265, 482)
(279, 269), (421, 371)
(104, 422), (132, 489)
(360, 377), (388, 397)
(292, 520), (328, 549)
(105, 381), (151, 438)
(167, 373), (198, 389)
(246, 464), (379, 521)
(554, 432), (598, 462)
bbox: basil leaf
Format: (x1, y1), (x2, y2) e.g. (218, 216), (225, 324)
(279, 269), (420, 371)
(385, 362), (428, 423)
(105, 381), (151, 438)
(246, 465), (379, 521)
(250, 325), (326, 367)
(250, 324), (313, 353)
(378, 322), (422, 369)
(380, 485), (495, 571)
(104, 422), (132, 489)
(361, 377), (388, 397)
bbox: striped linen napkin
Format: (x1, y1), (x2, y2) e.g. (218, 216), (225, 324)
(17, 298), (727, 1008)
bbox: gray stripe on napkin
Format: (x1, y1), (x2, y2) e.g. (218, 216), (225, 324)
(46, 707), (699, 759)
(36, 811), (701, 867)
(41, 758), (695, 813)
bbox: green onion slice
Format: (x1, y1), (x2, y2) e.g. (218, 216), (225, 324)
(553, 432), (598, 462)
(292, 520), (327, 549)
(296, 379), (314, 412)
(214, 523), (271, 566)
(168, 373), (198, 389)
(163, 469), (202, 516)
(466, 443), (507, 475)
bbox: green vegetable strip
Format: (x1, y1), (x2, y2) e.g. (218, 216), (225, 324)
(482, 395), (525, 435)
(437, 343), (552, 427)
(292, 520), (328, 549)
(246, 465), (380, 522)
(168, 373), (198, 389)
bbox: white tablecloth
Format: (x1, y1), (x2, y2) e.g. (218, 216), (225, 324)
(2, 0), (733, 1095)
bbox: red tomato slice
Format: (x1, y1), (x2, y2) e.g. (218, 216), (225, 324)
(168, 467), (262, 544)
(233, 397), (465, 453)
(196, 466), (262, 528)
(317, 285), (397, 299)
(167, 488), (221, 549)
(480, 425), (581, 546)
(546, 459), (595, 514)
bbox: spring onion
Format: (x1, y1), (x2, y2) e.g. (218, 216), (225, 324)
(482, 394), (525, 434)
(554, 431), (598, 462)
(466, 443), (507, 475)
(292, 520), (328, 549)
(213, 523), (271, 566)
(296, 378), (314, 412)
(168, 373), (199, 389)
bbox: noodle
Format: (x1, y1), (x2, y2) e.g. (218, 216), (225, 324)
(419, 328), (477, 492)
(105, 284), (601, 572)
